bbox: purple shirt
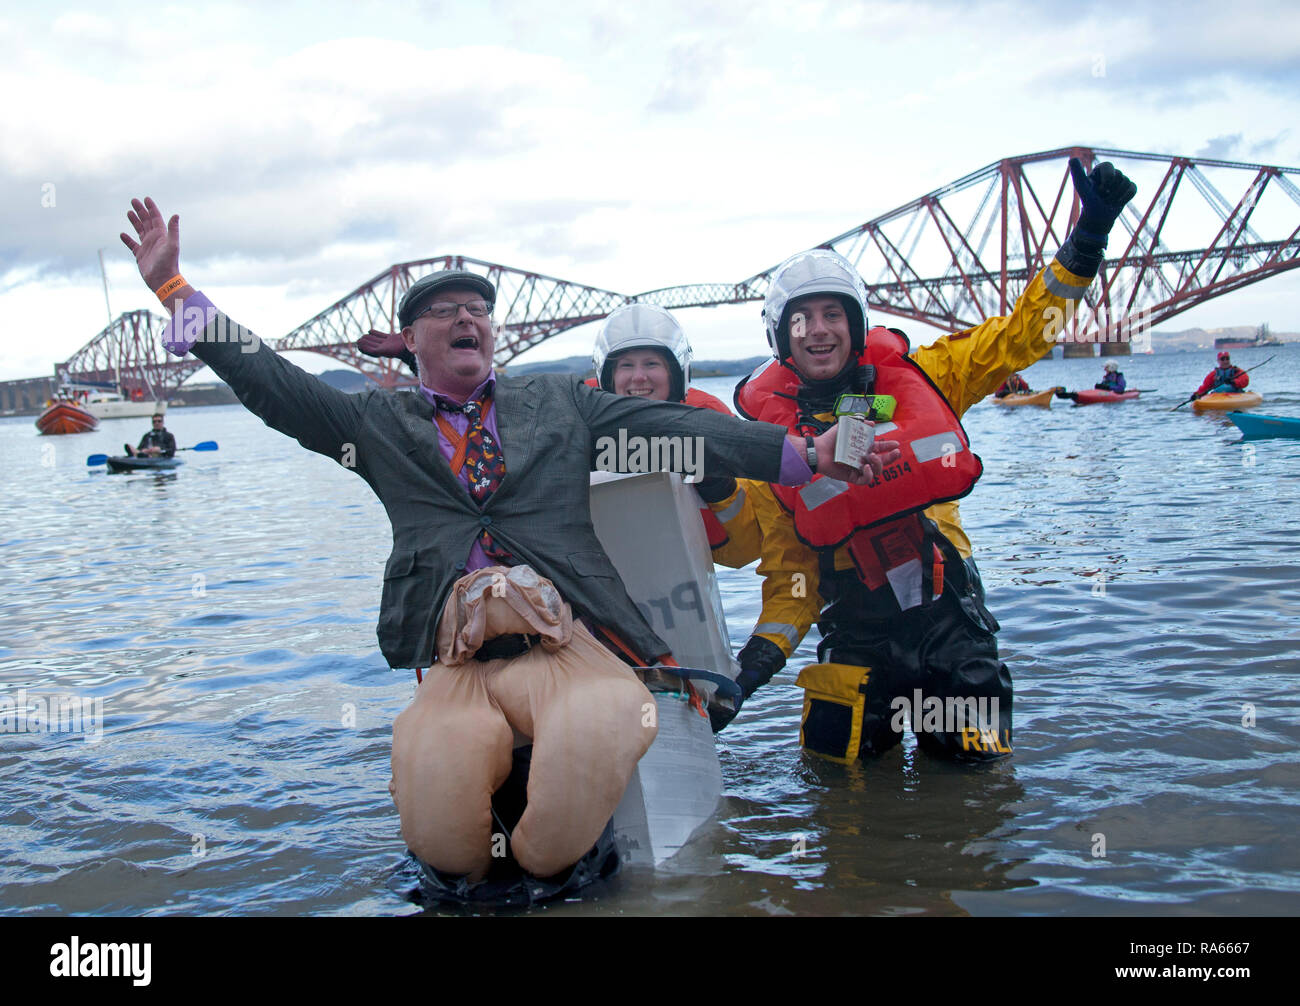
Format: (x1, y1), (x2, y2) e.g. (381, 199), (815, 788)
(778, 439), (812, 486)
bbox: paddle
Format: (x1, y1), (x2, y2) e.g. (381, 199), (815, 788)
(1242, 354), (1277, 374)
(86, 441), (218, 466)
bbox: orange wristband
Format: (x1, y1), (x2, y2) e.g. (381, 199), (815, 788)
(155, 275), (187, 302)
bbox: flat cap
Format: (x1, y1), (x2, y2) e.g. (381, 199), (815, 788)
(398, 270), (497, 328)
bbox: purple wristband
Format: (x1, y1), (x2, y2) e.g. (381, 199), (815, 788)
(161, 290), (217, 357)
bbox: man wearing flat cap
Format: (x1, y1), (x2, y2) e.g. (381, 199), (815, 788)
(120, 196), (898, 886)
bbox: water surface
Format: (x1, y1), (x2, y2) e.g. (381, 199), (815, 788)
(2, 344), (1297, 915)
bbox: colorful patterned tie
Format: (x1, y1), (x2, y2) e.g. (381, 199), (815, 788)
(455, 394), (512, 563)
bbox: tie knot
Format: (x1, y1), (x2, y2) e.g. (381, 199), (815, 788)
(444, 396), (484, 418)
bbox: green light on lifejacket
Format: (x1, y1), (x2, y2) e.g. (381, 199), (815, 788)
(834, 393), (896, 421)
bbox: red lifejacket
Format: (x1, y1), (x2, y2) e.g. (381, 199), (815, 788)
(734, 327), (982, 552)
(1196, 366), (1248, 396)
(684, 387), (731, 414)
(585, 379), (733, 547)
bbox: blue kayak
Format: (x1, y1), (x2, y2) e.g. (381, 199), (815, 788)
(1226, 412), (1300, 440)
(105, 455), (185, 473)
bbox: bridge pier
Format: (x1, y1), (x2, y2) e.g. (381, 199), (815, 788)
(1060, 342), (1133, 359)
(0, 376), (58, 416)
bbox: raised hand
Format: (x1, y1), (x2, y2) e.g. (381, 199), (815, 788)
(1068, 157), (1138, 245)
(120, 197), (180, 291)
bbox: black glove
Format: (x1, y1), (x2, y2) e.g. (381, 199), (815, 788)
(709, 695), (740, 733)
(711, 636), (787, 733)
(695, 475), (738, 506)
(1068, 157), (1138, 252)
(735, 635), (787, 700)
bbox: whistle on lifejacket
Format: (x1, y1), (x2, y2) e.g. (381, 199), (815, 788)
(834, 393), (896, 422)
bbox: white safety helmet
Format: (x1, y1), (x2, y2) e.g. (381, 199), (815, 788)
(1104, 361), (1119, 372)
(592, 303), (692, 402)
(763, 249), (870, 361)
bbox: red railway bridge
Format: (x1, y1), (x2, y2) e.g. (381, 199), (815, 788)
(46, 146), (1300, 393)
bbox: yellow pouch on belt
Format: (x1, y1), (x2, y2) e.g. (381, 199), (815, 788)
(795, 662), (871, 764)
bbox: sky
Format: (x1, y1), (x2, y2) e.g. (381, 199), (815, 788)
(3, 0), (1299, 382)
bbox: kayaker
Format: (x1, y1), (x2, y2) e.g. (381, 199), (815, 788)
(724, 157), (1137, 761)
(119, 196), (898, 888)
(1192, 351), (1249, 399)
(1094, 361), (1126, 393)
(994, 373), (1031, 398)
(590, 302), (759, 569)
(126, 414), (176, 458)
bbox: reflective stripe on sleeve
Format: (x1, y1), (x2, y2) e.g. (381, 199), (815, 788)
(753, 622), (801, 650)
(1043, 267), (1087, 301)
(714, 488), (748, 524)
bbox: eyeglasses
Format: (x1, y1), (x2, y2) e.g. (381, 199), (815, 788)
(416, 300), (493, 321)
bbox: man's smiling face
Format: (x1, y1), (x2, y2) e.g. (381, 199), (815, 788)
(787, 295), (852, 380)
(402, 285), (496, 397)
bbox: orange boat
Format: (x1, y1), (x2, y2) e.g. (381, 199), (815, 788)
(35, 398), (99, 435)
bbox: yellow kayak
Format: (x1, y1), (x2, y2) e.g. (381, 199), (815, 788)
(1192, 391), (1263, 412)
(993, 389), (1054, 407)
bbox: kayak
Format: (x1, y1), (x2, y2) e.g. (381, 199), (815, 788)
(1057, 388), (1140, 405)
(105, 456), (185, 473)
(993, 389), (1053, 407)
(1192, 391), (1263, 412)
(1226, 412), (1300, 440)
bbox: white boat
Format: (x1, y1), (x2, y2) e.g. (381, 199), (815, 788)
(82, 390), (167, 421)
(58, 384), (168, 420)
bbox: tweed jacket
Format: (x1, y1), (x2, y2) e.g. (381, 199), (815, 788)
(191, 315), (789, 666)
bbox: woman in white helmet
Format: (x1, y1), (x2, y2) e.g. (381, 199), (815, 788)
(591, 303), (761, 571)
(592, 303), (722, 409)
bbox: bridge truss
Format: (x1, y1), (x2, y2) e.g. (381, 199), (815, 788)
(51, 146), (1300, 388)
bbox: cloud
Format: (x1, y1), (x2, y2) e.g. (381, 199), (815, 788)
(1196, 133), (1244, 160)
(647, 40), (728, 113)
(1249, 130), (1290, 158)
(4, 0), (1299, 381)
(0, 33), (587, 283)
(50, 10), (116, 42)
(1019, 0), (1300, 99)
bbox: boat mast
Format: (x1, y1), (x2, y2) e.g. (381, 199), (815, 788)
(98, 249), (122, 394)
